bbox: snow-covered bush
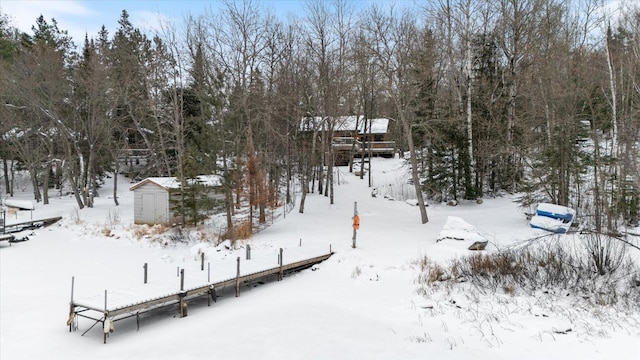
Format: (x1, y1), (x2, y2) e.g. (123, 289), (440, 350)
(417, 243), (640, 310)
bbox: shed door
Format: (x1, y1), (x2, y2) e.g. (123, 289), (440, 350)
(142, 193), (167, 224)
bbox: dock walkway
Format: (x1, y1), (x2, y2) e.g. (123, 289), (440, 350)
(68, 244), (333, 343)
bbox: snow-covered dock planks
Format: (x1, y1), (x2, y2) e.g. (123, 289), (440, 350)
(0, 234), (15, 243)
(68, 246), (333, 343)
(2, 216), (62, 234)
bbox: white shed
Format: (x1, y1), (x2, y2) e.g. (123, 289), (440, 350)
(129, 176), (223, 225)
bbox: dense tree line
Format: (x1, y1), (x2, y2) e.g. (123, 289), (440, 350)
(1, 0), (639, 233)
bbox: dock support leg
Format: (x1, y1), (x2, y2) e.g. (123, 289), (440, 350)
(103, 316), (112, 344)
(279, 248), (284, 281)
(235, 257), (240, 297)
(68, 276), (75, 332)
(67, 304), (76, 332)
(179, 293), (187, 318)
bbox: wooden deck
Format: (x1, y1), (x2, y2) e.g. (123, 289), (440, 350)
(68, 247), (333, 343)
(331, 138), (396, 165)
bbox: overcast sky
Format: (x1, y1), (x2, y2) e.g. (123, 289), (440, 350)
(0, 0), (308, 46)
(0, 0), (628, 49)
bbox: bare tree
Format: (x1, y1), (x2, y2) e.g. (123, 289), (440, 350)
(203, 0), (270, 230)
(494, 0), (544, 191)
(364, 5), (429, 223)
(428, 0), (490, 200)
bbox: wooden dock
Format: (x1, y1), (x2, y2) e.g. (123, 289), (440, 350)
(1, 216), (62, 235)
(0, 216), (62, 246)
(67, 246), (333, 343)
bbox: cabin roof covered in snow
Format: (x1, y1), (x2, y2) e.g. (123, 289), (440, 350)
(299, 115), (392, 134)
(129, 175), (222, 191)
(359, 118), (391, 135)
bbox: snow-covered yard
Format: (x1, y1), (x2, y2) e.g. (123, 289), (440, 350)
(1, 157), (639, 359)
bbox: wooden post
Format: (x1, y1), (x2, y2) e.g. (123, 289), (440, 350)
(207, 262), (211, 283)
(235, 257), (240, 297)
(299, 238), (302, 247)
(103, 322), (108, 344)
(279, 248), (284, 281)
(68, 276), (75, 332)
(177, 266), (180, 277)
(352, 202), (358, 249)
(246, 244), (251, 260)
(179, 267), (187, 317)
(201, 252), (205, 271)
(180, 269), (185, 291)
(103, 290), (108, 344)
(143, 263), (148, 284)
(70, 276), (75, 304)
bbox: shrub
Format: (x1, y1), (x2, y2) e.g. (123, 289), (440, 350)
(131, 223), (169, 240)
(168, 227), (193, 244)
(417, 241), (640, 309)
(220, 220), (253, 241)
(415, 256), (447, 284)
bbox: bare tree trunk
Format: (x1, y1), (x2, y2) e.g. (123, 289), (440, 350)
(329, 155), (334, 204)
(360, 117), (367, 180)
(9, 160), (14, 197)
(42, 160), (51, 205)
(299, 169), (308, 214)
(86, 146), (95, 208)
(318, 128), (325, 195)
(400, 111), (428, 224)
(222, 153), (233, 230)
(465, 35), (474, 198)
(605, 28), (619, 161)
(67, 168), (84, 210)
(113, 169), (120, 206)
(3, 159), (9, 196)
(30, 166), (41, 202)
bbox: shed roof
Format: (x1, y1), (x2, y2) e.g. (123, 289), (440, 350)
(129, 175), (223, 191)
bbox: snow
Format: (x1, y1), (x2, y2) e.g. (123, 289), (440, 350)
(436, 216), (487, 243)
(2, 157), (639, 360)
(530, 215), (572, 233)
(3, 199), (35, 210)
(299, 115), (391, 134)
(359, 118), (390, 135)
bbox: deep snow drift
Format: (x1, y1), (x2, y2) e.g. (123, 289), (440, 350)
(1, 157), (639, 360)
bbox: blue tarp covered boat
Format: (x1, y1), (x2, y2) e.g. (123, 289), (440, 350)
(529, 203), (576, 233)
